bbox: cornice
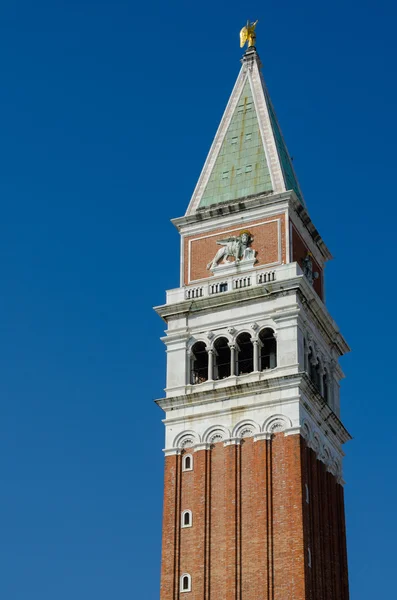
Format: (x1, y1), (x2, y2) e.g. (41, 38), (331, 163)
(156, 371), (351, 450)
(297, 278), (350, 356)
(172, 191), (292, 231)
(290, 196), (333, 262)
(300, 374), (352, 445)
(156, 373), (302, 412)
(154, 271), (349, 357)
(154, 275), (300, 321)
(172, 192), (332, 266)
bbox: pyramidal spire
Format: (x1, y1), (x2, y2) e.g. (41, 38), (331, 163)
(186, 47), (305, 215)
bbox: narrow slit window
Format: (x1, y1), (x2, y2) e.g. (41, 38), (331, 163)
(181, 510), (192, 528)
(182, 454), (193, 472)
(180, 574), (191, 592)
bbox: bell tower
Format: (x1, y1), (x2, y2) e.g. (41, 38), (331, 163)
(155, 38), (350, 600)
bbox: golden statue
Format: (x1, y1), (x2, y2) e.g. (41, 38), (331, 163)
(240, 20), (258, 49)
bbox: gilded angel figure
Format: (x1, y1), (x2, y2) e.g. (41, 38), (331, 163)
(240, 20), (258, 49)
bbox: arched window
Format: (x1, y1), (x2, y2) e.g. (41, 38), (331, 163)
(308, 348), (317, 384)
(323, 369), (330, 404)
(305, 483), (310, 504)
(181, 510), (192, 528)
(303, 338), (309, 373)
(315, 361), (322, 391)
(191, 342), (208, 385)
(236, 332), (253, 375)
(214, 337), (231, 379)
(182, 454), (193, 472)
(259, 328), (277, 370)
(180, 573), (192, 592)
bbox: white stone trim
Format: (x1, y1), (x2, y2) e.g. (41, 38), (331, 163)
(263, 414), (292, 434)
(176, 195), (290, 238)
(185, 51), (303, 215)
(284, 426), (303, 437)
(181, 510), (193, 528)
(182, 453), (194, 471)
(180, 233), (185, 288)
(193, 443), (211, 452)
(163, 448), (182, 457)
(232, 420), (260, 438)
(285, 212), (291, 264)
(223, 437), (242, 446)
(203, 425), (230, 444)
(249, 66), (285, 194)
(185, 66), (247, 215)
(180, 573), (192, 593)
(246, 69), (276, 193)
(253, 432), (272, 442)
(300, 415), (344, 484)
(174, 430), (200, 449)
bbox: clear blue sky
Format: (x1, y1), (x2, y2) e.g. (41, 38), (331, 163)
(0, 1), (395, 598)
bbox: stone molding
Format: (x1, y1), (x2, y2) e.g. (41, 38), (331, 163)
(300, 416), (344, 484)
(163, 448), (182, 457)
(223, 437), (242, 447)
(193, 442), (212, 452)
(155, 266), (350, 359)
(166, 411), (346, 484)
(253, 432), (272, 442)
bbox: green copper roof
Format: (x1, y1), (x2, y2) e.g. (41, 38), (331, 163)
(264, 87), (304, 205)
(198, 80), (273, 208)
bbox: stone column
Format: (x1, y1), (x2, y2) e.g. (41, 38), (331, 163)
(229, 343), (236, 376)
(208, 348), (214, 381)
(186, 348), (193, 385)
(253, 339), (260, 372)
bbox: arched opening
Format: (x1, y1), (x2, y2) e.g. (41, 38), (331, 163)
(191, 342), (208, 385)
(259, 328), (277, 370)
(236, 332), (253, 375)
(182, 454), (193, 472)
(304, 338), (309, 373)
(315, 361), (322, 391)
(323, 369), (330, 404)
(180, 574), (191, 592)
(308, 348), (316, 383)
(214, 337), (231, 379)
(181, 510), (192, 528)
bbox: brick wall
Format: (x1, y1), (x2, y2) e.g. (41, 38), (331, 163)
(301, 440), (350, 600)
(160, 435), (349, 599)
(184, 214), (286, 284)
(291, 224), (324, 300)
